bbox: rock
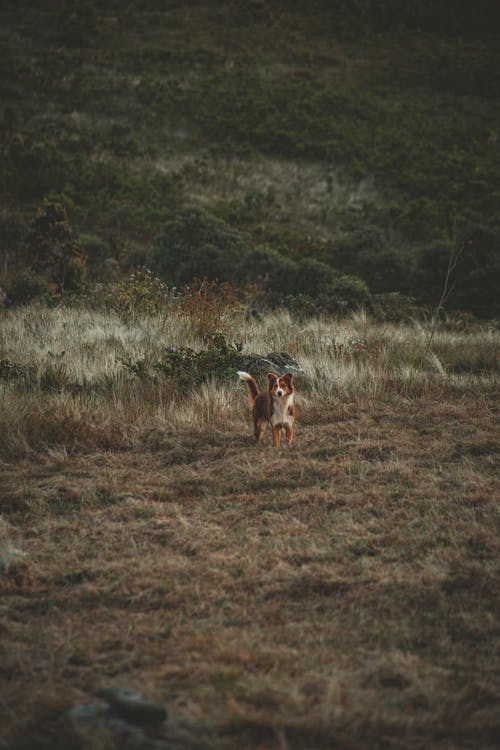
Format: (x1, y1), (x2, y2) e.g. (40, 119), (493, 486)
(241, 351), (306, 381)
(265, 352), (304, 375)
(0, 543), (32, 588)
(97, 686), (167, 726)
(0, 543), (26, 573)
(63, 698), (171, 749)
(65, 701), (108, 729)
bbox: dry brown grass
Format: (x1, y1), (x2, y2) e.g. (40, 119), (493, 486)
(0, 305), (499, 749)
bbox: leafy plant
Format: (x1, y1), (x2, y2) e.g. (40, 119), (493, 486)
(5, 270), (51, 306)
(281, 264), (373, 316)
(373, 292), (427, 323)
(0, 358), (34, 381)
(175, 277), (256, 337)
(106, 268), (174, 318)
(152, 206), (251, 287)
(26, 199), (85, 295)
(153, 332), (245, 392)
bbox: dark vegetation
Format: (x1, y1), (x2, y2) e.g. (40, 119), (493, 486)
(1, 0), (500, 317)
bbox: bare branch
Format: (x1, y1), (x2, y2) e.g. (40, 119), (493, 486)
(424, 215), (467, 357)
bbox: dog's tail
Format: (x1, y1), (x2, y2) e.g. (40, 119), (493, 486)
(237, 371), (259, 408)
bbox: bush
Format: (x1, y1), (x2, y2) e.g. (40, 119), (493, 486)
(327, 227), (413, 294)
(0, 210), (26, 265)
(105, 268), (173, 318)
(26, 199), (86, 294)
(0, 358), (35, 381)
(241, 248), (373, 313)
(242, 245), (298, 300)
(152, 208), (373, 315)
(122, 332), (245, 393)
(79, 234), (114, 281)
(325, 273), (373, 313)
(453, 226), (500, 319)
(152, 207), (251, 287)
(373, 292), (427, 322)
(412, 226), (500, 318)
(274, 257), (373, 315)
(6, 270), (51, 306)
(176, 277), (256, 337)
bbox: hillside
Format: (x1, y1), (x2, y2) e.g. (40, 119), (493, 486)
(1, 0), (500, 316)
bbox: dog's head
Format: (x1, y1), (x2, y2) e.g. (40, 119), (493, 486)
(268, 372), (294, 399)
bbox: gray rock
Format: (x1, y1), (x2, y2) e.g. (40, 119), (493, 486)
(241, 351), (306, 381)
(97, 686), (167, 726)
(265, 352), (304, 375)
(63, 699), (171, 749)
(66, 703), (107, 725)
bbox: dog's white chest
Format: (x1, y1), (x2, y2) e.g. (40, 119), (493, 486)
(271, 394), (294, 426)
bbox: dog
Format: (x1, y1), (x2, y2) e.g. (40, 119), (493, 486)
(237, 371), (296, 447)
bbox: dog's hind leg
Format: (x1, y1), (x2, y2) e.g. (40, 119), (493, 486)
(255, 418), (266, 443)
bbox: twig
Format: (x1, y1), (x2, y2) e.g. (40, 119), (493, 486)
(423, 214), (467, 358)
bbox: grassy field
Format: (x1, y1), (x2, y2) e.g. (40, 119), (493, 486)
(1, 304), (499, 749)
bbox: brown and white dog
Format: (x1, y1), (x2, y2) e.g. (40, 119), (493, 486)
(237, 371), (296, 447)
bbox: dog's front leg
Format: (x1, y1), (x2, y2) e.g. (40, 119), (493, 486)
(272, 425), (281, 447)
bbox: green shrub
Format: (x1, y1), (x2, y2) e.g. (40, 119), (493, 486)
(242, 245), (298, 299)
(0, 210), (26, 263)
(152, 210), (373, 315)
(240, 247), (372, 313)
(156, 331), (244, 390)
(152, 207), (251, 287)
(275, 257), (373, 315)
(106, 268), (173, 318)
(0, 358), (35, 381)
(325, 273), (373, 313)
(79, 234), (121, 283)
(6, 270), (51, 306)
(121, 332), (245, 393)
(412, 226), (500, 318)
(26, 199), (86, 294)
(453, 226), (500, 319)
(373, 292), (427, 322)
(327, 227), (413, 294)
(79, 233), (111, 262)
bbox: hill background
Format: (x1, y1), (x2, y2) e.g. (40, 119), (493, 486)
(1, 0), (500, 317)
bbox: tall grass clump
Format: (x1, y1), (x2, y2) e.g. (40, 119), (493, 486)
(0, 303), (498, 459)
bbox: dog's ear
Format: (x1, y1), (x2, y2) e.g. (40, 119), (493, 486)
(282, 372), (294, 387)
(267, 372), (279, 386)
